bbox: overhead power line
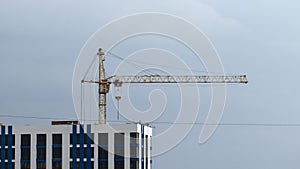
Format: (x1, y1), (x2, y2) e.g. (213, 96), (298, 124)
(0, 114), (72, 120)
(1, 115), (300, 127)
(104, 49), (239, 76)
(105, 50), (158, 75)
(149, 121), (300, 127)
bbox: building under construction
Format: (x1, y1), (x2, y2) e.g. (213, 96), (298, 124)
(0, 123), (152, 169)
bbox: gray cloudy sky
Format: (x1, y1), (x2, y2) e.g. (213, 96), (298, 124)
(1, 0), (300, 169)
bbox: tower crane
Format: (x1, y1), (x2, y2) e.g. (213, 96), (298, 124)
(82, 48), (248, 124)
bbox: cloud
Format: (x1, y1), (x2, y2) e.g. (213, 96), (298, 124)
(156, 0), (242, 34)
(97, 0), (242, 36)
(0, 0), (241, 40)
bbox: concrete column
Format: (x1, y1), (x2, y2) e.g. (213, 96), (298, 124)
(46, 133), (52, 169)
(139, 129), (142, 169)
(31, 133), (36, 169)
(108, 132), (114, 169)
(146, 136), (150, 169)
(94, 131), (98, 169)
(62, 129), (69, 169)
(124, 132), (130, 169)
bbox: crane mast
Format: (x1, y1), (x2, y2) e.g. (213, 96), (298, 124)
(97, 48), (110, 124)
(82, 48), (248, 124)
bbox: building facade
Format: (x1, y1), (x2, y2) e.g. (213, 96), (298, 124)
(0, 123), (152, 169)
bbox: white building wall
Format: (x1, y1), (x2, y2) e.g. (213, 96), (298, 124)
(31, 133), (36, 169)
(124, 131), (130, 169)
(108, 131), (114, 169)
(14, 131), (20, 168)
(46, 132), (52, 169)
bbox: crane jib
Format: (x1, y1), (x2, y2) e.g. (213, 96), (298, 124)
(110, 75), (248, 84)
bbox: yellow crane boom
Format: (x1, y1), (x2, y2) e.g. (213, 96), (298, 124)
(110, 75), (248, 84)
(82, 48), (248, 124)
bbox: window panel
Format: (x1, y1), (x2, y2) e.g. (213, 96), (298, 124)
(5, 135), (15, 146)
(98, 133), (108, 169)
(52, 134), (62, 145)
(21, 149), (30, 160)
(37, 134), (46, 146)
(52, 148), (62, 159)
(114, 133), (124, 169)
(21, 134), (30, 146)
